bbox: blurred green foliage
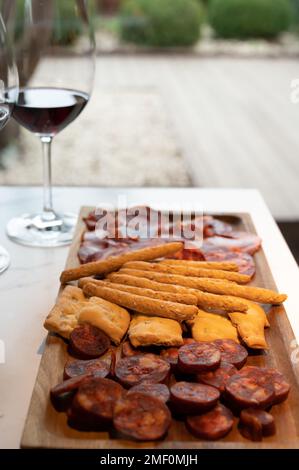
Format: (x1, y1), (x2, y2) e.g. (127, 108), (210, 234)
(209, 0), (293, 39)
(120, 0), (204, 47)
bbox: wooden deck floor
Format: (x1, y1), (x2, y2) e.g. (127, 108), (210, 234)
(97, 55), (299, 219)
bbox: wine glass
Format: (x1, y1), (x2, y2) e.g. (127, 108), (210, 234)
(6, 0), (95, 247)
(0, 8), (19, 273)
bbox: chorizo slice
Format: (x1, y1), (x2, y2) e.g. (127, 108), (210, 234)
(63, 357), (110, 380)
(239, 408), (276, 441)
(115, 354), (170, 388)
(186, 404), (234, 440)
(127, 383), (170, 403)
(170, 381), (220, 415)
(113, 392), (171, 441)
(225, 366), (275, 410)
(160, 339), (195, 372)
(69, 324), (110, 359)
(213, 339), (248, 369)
(178, 342), (221, 374)
(72, 377), (124, 425)
(262, 368), (290, 405)
(197, 361), (237, 393)
(121, 341), (141, 358)
(50, 374), (91, 412)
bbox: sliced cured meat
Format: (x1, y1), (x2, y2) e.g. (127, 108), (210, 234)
(160, 347), (180, 371)
(121, 341), (141, 358)
(178, 342), (221, 374)
(225, 366), (275, 410)
(113, 392), (171, 441)
(63, 357), (110, 380)
(127, 383), (170, 403)
(213, 339), (248, 369)
(72, 377), (124, 425)
(160, 339), (195, 371)
(115, 354), (170, 388)
(50, 374), (91, 399)
(201, 244), (256, 277)
(239, 408), (276, 441)
(261, 368), (290, 405)
(50, 374), (91, 412)
(203, 216), (234, 238)
(202, 232), (261, 256)
(170, 381), (220, 415)
(69, 324), (110, 359)
(186, 404), (234, 440)
(197, 361), (237, 393)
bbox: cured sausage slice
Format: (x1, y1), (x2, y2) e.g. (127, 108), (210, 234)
(262, 368), (290, 405)
(213, 339), (248, 369)
(186, 404), (234, 440)
(239, 408), (276, 441)
(69, 324), (110, 359)
(50, 374), (91, 412)
(64, 357), (110, 380)
(160, 340), (195, 371)
(113, 392), (171, 441)
(197, 362), (237, 393)
(170, 381), (220, 415)
(51, 374), (91, 399)
(160, 347), (180, 371)
(127, 383), (170, 403)
(115, 354), (170, 388)
(178, 342), (221, 374)
(121, 341), (141, 358)
(72, 377), (124, 425)
(225, 366), (275, 410)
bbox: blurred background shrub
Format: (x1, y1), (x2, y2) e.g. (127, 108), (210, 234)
(120, 0), (204, 47)
(209, 0), (293, 39)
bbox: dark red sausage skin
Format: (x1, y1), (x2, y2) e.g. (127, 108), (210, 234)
(71, 377), (125, 427)
(178, 342), (221, 374)
(69, 324), (110, 359)
(186, 404), (234, 440)
(113, 392), (171, 441)
(225, 366), (275, 411)
(64, 357), (110, 380)
(127, 383), (170, 403)
(170, 381), (220, 415)
(213, 339), (248, 369)
(115, 354), (170, 388)
(239, 408), (276, 441)
(197, 361), (237, 393)
(50, 374), (91, 412)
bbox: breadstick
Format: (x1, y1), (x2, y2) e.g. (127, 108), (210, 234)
(119, 269), (287, 305)
(60, 242), (183, 284)
(83, 282), (198, 322)
(123, 261), (250, 284)
(160, 259), (239, 272)
(80, 278), (197, 305)
(107, 273), (249, 312)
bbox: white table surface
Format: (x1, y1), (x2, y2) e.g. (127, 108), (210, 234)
(0, 186), (299, 449)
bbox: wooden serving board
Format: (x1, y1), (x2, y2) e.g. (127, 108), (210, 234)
(21, 208), (299, 449)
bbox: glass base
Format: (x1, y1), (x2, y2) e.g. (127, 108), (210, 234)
(6, 212), (77, 247)
(0, 246), (10, 274)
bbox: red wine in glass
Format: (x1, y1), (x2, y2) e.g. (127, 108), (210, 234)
(5, 0), (95, 248)
(12, 87), (89, 136)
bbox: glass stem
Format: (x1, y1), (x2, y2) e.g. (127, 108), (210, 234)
(41, 136), (56, 221)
